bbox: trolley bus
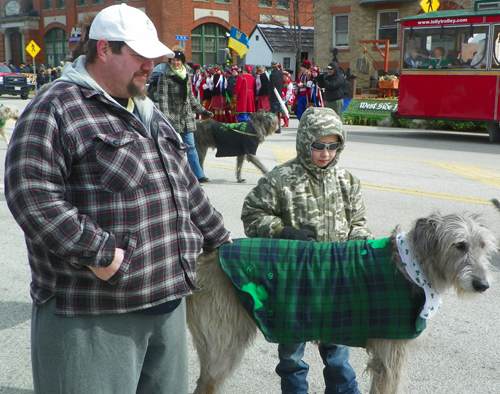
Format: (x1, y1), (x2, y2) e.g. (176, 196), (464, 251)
(396, 1), (500, 141)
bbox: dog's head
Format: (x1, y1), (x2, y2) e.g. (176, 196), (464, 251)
(250, 110), (279, 142)
(408, 212), (496, 296)
(0, 105), (19, 122)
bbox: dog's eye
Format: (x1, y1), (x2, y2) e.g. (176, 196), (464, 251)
(455, 242), (468, 251)
(481, 242), (485, 249)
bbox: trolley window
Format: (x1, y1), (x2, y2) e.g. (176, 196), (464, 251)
(402, 25), (489, 69)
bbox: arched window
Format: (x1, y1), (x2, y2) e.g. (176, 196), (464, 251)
(191, 23), (229, 65)
(44, 28), (69, 66)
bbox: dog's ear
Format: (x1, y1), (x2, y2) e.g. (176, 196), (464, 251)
(411, 214), (443, 257)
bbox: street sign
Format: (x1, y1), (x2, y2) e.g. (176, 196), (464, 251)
(175, 35), (188, 41)
(26, 40), (41, 58)
(420, 0), (440, 13)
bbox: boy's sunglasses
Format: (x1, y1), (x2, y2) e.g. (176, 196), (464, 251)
(310, 141), (340, 151)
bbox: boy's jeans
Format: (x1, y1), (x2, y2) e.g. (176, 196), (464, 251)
(276, 342), (361, 394)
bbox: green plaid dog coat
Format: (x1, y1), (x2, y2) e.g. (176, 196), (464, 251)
(219, 238), (426, 348)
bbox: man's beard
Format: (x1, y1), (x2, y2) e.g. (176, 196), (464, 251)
(127, 72), (150, 100)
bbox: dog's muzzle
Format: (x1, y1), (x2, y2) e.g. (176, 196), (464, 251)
(472, 278), (490, 292)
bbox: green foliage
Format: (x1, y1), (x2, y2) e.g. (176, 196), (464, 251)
(345, 115), (488, 131)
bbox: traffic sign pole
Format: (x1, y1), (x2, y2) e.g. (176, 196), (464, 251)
(26, 40), (41, 91)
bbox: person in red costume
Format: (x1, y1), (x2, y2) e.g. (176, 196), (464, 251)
(233, 64), (256, 122)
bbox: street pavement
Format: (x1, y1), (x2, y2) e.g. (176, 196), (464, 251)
(0, 97), (499, 393)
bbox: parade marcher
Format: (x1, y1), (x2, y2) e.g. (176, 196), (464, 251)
(201, 66), (214, 119)
(192, 64), (203, 118)
(241, 107), (371, 394)
(211, 67), (229, 122)
(281, 70), (294, 128)
(293, 60), (311, 120)
(4, 5), (231, 394)
(226, 64), (240, 123)
(255, 65), (271, 111)
(317, 61), (345, 121)
(158, 46), (214, 183)
(233, 64), (256, 122)
(307, 65), (324, 108)
(268, 61), (283, 133)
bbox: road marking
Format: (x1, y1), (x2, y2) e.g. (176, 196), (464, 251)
(203, 146), (498, 205)
(272, 146), (296, 164)
(362, 183), (490, 205)
(428, 162), (500, 188)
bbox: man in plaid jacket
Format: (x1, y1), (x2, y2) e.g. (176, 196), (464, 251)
(4, 5), (230, 394)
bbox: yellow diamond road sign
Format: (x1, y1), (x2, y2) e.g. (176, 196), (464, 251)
(26, 40), (41, 58)
(420, 0), (440, 13)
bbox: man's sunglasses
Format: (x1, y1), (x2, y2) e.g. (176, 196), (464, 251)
(310, 141), (340, 151)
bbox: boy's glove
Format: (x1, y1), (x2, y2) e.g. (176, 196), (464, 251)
(280, 227), (315, 242)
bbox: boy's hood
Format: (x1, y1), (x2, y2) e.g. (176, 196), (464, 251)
(296, 107), (346, 171)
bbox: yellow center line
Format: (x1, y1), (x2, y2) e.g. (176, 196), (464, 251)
(204, 146), (498, 205)
(362, 183), (491, 205)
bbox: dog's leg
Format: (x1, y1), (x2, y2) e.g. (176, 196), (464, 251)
(236, 155), (246, 183)
(366, 338), (413, 394)
(186, 250), (257, 394)
(0, 125), (9, 146)
(245, 154), (268, 175)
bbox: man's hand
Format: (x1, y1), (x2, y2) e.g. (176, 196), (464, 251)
(88, 248), (125, 281)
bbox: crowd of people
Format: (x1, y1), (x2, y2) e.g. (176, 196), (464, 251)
(6, 60), (64, 88)
(3, 4), (357, 394)
(186, 56), (346, 127)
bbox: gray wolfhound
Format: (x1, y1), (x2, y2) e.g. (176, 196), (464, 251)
(194, 111), (278, 183)
(186, 212), (495, 394)
(0, 105), (19, 145)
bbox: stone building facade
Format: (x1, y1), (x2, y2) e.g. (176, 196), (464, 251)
(313, 0), (469, 91)
(0, 0), (313, 68)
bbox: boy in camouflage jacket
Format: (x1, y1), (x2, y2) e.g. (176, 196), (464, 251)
(241, 106), (372, 394)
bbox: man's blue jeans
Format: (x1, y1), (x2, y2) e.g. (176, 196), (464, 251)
(276, 342), (360, 394)
(180, 131), (205, 179)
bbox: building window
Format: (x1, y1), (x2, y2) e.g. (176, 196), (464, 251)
(92, 0), (103, 4)
(259, 0), (272, 7)
(56, 0), (65, 9)
(76, 0), (87, 5)
(377, 10), (398, 45)
(43, 0), (52, 10)
(26, 0), (33, 11)
(283, 57), (290, 69)
(333, 14), (348, 48)
(44, 28), (69, 66)
(214, 0), (229, 3)
(191, 23), (229, 66)
(277, 0), (288, 8)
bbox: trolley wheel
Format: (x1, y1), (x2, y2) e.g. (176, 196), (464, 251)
(487, 122), (500, 142)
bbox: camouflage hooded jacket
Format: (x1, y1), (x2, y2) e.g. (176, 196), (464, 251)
(241, 107), (372, 242)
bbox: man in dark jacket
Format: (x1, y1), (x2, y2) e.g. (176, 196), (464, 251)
(317, 61), (344, 120)
(269, 61), (284, 133)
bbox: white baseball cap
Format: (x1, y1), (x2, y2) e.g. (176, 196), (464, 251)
(89, 4), (174, 59)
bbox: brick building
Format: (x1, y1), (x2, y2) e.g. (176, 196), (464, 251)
(313, 0), (470, 90)
(0, 0), (313, 69)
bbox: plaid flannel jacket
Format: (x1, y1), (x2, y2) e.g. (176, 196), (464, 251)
(219, 238), (426, 347)
(4, 80), (230, 317)
(157, 63), (206, 134)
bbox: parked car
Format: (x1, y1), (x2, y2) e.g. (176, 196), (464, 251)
(0, 63), (33, 99)
(146, 62), (167, 102)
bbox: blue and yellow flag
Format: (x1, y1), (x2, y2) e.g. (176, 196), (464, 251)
(228, 26), (249, 59)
